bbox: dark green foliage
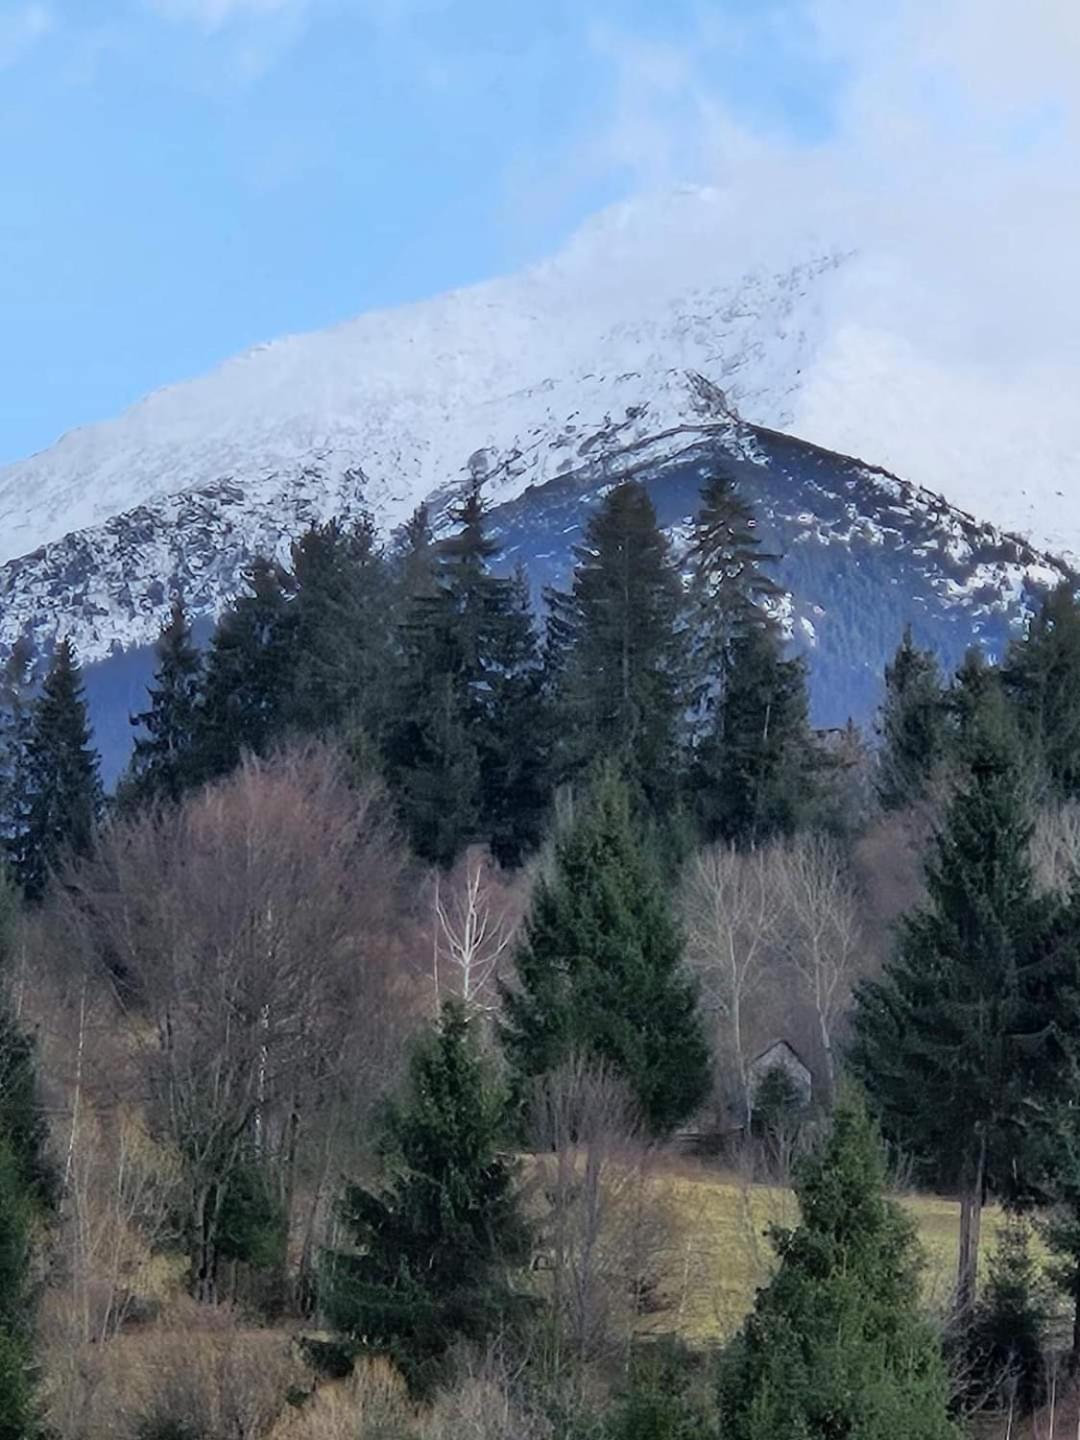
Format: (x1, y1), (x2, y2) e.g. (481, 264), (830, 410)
(0, 1138), (34, 1440)
(0, 643), (32, 855)
(385, 482), (546, 867)
(965, 1214), (1048, 1414)
(1003, 583), (1080, 801)
(603, 1340), (714, 1440)
(751, 1064), (806, 1146)
(717, 1101), (959, 1440)
(685, 465), (782, 725)
(852, 693), (1067, 1309)
(547, 482), (685, 815)
(322, 1002), (530, 1395)
(127, 599), (203, 807)
(876, 626), (947, 812)
(216, 1157), (287, 1273)
(284, 513), (391, 739)
(15, 639), (102, 899)
(480, 567), (550, 868)
(695, 622), (818, 847)
(197, 557), (294, 781)
(947, 646), (1004, 766)
(500, 768), (709, 1135)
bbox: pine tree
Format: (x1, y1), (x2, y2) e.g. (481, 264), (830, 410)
(966, 1213), (1048, 1413)
(322, 1002), (529, 1394)
(876, 627), (948, 812)
(948, 645), (1001, 763)
(547, 481), (686, 815)
(717, 1100), (959, 1440)
(0, 879), (50, 1439)
(196, 557), (294, 782)
(685, 466), (782, 725)
(15, 639), (102, 899)
(285, 514), (391, 739)
(477, 566), (548, 868)
(852, 692), (1063, 1313)
(500, 768), (709, 1134)
(0, 1137), (35, 1440)
(127, 599), (203, 807)
(1003, 583), (1080, 801)
(384, 483), (547, 866)
(0, 642), (32, 857)
(695, 621), (818, 847)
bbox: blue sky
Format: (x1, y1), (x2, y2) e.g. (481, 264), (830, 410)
(0, 0), (847, 464)
(3, 0), (1079, 469)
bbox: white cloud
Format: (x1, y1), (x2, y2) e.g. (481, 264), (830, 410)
(573, 0), (1080, 555)
(0, 2), (54, 68)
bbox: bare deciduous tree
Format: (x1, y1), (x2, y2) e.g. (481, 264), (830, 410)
(430, 847), (522, 1019)
(528, 1056), (673, 1381)
(1033, 801), (1080, 897)
(53, 744), (415, 1304)
(681, 845), (778, 1128)
(773, 834), (862, 1103)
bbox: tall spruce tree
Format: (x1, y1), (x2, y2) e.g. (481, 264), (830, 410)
(480, 567), (549, 868)
(718, 1100), (959, 1440)
(127, 599), (203, 807)
(15, 639), (102, 899)
(322, 1001), (529, 1394)
(694, 621), (818, 847)
(685, 466), (782, 725)
(0, 1137), (35, 1440)
(500, 768), (709, 1134)
(0, 873), (52, 1437)
(385, 482), (546, 866)
(196, 557), (294, 782)
(877, 627), (947, 812)
(1003, 582), (1080, 802)
(0, 642), (32, 858)
(546, 481), (685, 815)
(285, 513), (391, 739)
(852, 691), (1064, 1313)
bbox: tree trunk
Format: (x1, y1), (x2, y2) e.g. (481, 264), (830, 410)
(956, 1134), (987, 1317)
(1071, 1280), (1080, 1372)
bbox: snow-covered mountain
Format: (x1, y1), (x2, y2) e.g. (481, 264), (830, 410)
(0, 184), (1074, 775)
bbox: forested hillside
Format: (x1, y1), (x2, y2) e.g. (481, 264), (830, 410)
(3, 470), (1080, 1438)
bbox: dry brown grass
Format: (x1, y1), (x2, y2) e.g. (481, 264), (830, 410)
(43, 1299), (312, 1440)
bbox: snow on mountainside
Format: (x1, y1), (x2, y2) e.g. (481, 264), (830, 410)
(0, 185), (1076, 682)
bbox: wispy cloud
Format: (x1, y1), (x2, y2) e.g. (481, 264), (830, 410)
(559, 0), (1080, 550)
(0, 2), (55, 69)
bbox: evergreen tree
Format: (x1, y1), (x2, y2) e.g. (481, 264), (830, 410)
(876, 626), (947, 812)
(15, 639), (102, 899)
(196, 557), (294, 782)
(547, 481), (685, 815)
(127, 599), (203, 807)
(0, 880), (50, 1439)
(694, 621), (818, 847)
(852, 693), (1064, 1313)
(500, 768), (709, 1134)
(384, 483), (546, 866)
(480, 567), (549, 868)
(0, 642), (32, 857)
(966, 1213), (1048, 1413)
(285, 513), (391, 739)
(322, 1002), (529, 1394)
(948, 645), (1001, 764)
(0, 1137), (35, 1440)
(685, 466), (782, 725)
(1003, 583), (1080, 801)
(717, 1100), (959, 1440)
